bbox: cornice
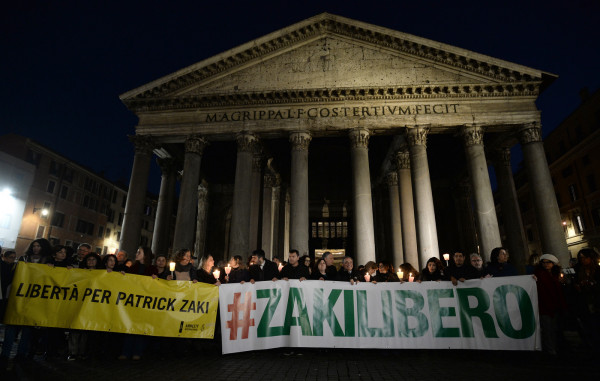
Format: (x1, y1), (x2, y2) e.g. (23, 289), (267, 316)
(124, 82), (540, 113)
(121, 14), (548, 106)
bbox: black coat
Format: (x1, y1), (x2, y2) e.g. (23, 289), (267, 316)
(337, 269), (361, 282)
(280, 263), (310, 280)
(249, 260), (280, 282)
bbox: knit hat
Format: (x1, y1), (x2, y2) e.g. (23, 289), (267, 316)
(540, 254), (559, 264)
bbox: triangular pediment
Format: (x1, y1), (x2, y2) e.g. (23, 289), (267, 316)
(121, 13), (555, 111)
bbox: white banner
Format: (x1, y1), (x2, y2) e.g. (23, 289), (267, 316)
(219, 276), (540, 354)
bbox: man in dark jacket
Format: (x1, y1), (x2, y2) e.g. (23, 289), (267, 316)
(280, 249), (310, 281)
(249, 250), (280, 283)
(337, 256), (360, 284)
(445, 252), (479, 285)
(322, 251), (338, 280)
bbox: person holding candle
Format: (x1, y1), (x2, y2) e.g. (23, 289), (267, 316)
(249, 250), (280, 283)
(361, 261), (378, 283)
(226, 255), (250, 283)
(197, 254), (221, 285)
(281, 249), (310, 281)
(534, 254), (566, 356)
(445, 252), (478, 285)
(166, 249), (198, 282)
(486, 247), (518, 277)
(374, 261), (400, 283)
(419, 257), (444, 282)
(398, 263), (419, 282)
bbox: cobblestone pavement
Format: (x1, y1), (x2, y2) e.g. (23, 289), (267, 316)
(1, 329), (598, 381)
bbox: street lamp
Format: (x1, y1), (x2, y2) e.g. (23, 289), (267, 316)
(33, 206), (49, 217)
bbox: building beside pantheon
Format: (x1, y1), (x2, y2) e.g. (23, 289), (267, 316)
(118, 13), (568, 269)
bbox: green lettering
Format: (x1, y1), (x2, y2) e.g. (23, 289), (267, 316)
(427, 289), (460, 337)
(283, 287), (312, 336)
(357, 290), (394, 337)
(312, 289), (344, 336)
(395, 290), (429, 337)
(493, 285), (536, 339)
(256, 289), (284, 337)
(456, 288), (498, 338)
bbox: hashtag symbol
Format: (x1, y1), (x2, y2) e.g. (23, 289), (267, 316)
(226, 292), (256, 340)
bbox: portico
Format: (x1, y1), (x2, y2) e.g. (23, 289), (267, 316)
(118, 13), (568, 267)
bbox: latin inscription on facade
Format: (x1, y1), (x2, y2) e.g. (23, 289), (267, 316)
(205, 103), (459, 123)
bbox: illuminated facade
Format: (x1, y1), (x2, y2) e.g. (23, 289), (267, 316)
(0, 134), (157, 256)
(117, 13), (568, 268)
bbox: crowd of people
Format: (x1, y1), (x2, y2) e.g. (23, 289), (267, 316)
(1, 238), (599, 364)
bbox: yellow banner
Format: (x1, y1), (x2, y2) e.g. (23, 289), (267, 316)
(3, 263), (219, 338)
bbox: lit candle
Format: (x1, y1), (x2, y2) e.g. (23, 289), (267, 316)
(213, 269), (220, 280)
(364, 273), (371, 282)
(409, 273), (414, 282)
(278, 263), (283, 272)
(443, 253), (450, 266)
(225, 264), (232, 275)
(169, 261), (175, 277)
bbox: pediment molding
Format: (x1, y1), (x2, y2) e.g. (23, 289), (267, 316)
(121, 13), (553, 108)
(124, 81), (540, 112)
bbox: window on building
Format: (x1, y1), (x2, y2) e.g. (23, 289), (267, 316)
(36, 225), (46, 238)
(311, 222), (317, 238)
(587, 174), (597, 192)
(26, 149), (41, 166)
(103, 246), (108, 255)
(75, 219), (94, 236)
(144, 205), (152, 216)
(116, 231), (121, 241)
(49, 237), (60, 246)
(105, 227), (111, 238)
(51, 212), (65, 228)
(49, 160), (61, 176)
(98, 225), (104, 238)
(63, 167), (74, 183)
(96, 247), (102, 255)
(112, 190), (117, 203)
(574, 214), (585, 234)
(60, 185), (69, 200)
(118, 213), (124, 226)
(65, 240), (73, 248)
(47, 180), (56, 194)
(568, 184), (578, 202)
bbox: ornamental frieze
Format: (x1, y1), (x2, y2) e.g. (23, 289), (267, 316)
(461, 125), (484, 147)
(349, 128), (370, 149)
(406, 127), (429, 147)
(236, 132), (259, 153)
(289, 131), (312, 151)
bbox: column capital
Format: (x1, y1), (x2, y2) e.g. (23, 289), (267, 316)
(405, 127), (429, 147)
(185, 136), (208, 155)
(349, 128), (370, 149)
(395, 151), (411, 169)
(129, 135), (154, 155)
(289, 131), (312, 151)
(236, 132), (259, 153)
(461, 125), (484, 147)
(490, 147), (511, 167)
(264, 172), (281, 188)
(518, 122), (542, 145)
(386, 171), (398, 186)
(156, 157), (176, 176)
(197, 183), (208, 202)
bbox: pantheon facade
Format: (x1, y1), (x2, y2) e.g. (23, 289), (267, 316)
(118, 13), (568, 270)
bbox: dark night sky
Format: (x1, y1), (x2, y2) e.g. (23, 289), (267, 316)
(2, 1), (599, 194)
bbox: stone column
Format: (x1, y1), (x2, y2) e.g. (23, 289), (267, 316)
(151, 157), (176, 257)
(289, 131), (311, 257)
(519, 123), (570, 265)
(395, 150), (419, 267)
(248, 152), (263, 252)
(406, 127), (439, 267)
(172, 136), (207, 251)
(386, 171), (404, 267)
(120, 135), (153, 257)
(349, 128), (376, 266)
(229, 133), (258, 259)
(492, 147), (529, 272)
(261, 172), (281, 259)
(461, 125), (502, 260)
(194, 182), (209, 261)
(454, 179), (478, 255)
